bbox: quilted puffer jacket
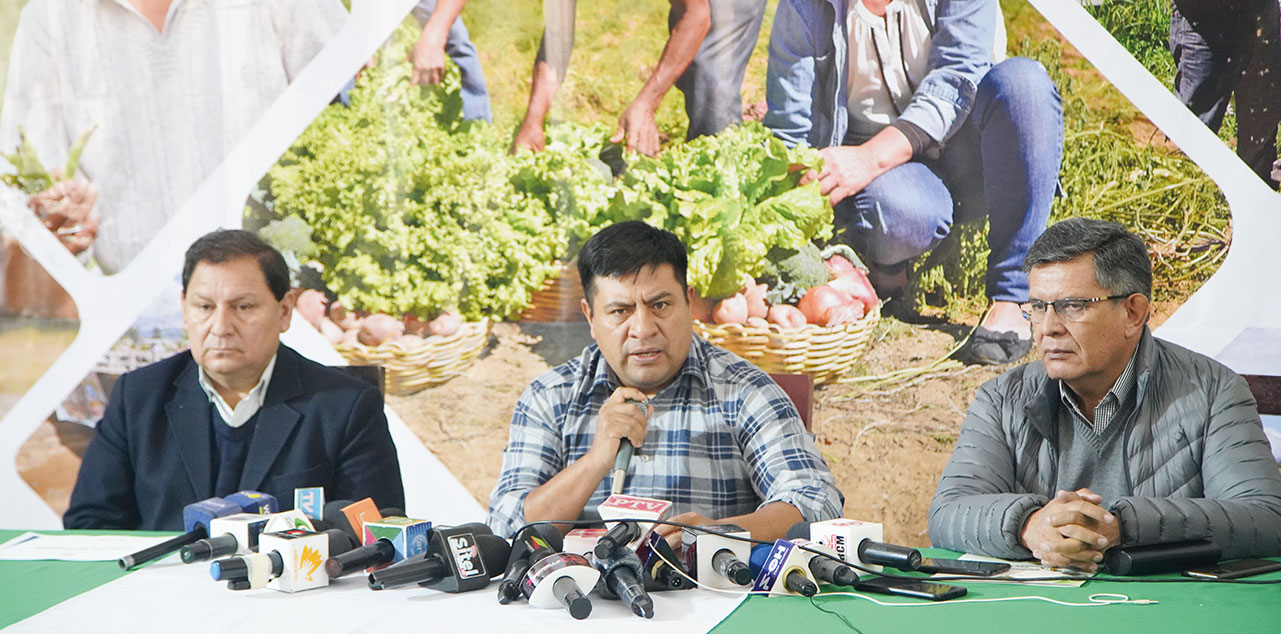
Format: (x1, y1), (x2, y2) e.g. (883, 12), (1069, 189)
(929, 328), (1281, 560)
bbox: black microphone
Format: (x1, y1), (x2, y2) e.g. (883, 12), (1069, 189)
(594, 520), (642, 559)
(783, 568), (818, 596)
(498, 524), (564, 604)
(808, 548), (859, 587)
(636, 534), (693, 591)
(713, 549), (753, 586)
(326, 539), (396, 578)
(590, 548), (654, 619)
(368, 523), (509, 592)
(521, 552), (600, 619)
(682, 524), (753, 588)
(119, 496), (241, 569)
(857, 540), (922, 571)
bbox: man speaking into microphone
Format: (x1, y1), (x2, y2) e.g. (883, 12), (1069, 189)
(64, 230), (404, 530)
(487, 222), (843, 542)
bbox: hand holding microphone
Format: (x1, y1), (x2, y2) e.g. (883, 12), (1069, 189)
(593, 388), (651, 488)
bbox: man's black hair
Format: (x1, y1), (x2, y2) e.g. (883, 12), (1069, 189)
(577, 221), (688, 307)
(182, 229), (291, 301)
(1022, 217), (1152, 299)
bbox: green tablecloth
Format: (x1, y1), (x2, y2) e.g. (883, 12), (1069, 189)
(4, 530), (1280, 633)
(711, 550), (1281, 634)
(0, 528), (176, 629)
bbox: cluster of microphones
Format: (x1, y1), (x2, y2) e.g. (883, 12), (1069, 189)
(119, 490), (985, 619)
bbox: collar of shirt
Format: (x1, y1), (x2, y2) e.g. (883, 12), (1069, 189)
(1059, 340), (1141, 435)
(198, 353), (278, 429)
(580, 335), (711, 402)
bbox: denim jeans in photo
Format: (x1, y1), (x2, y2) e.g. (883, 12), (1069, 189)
(671, 0), (769, 139)
(411, 0), (493, 122)
(834, 57), (1064, 303)
(1169, 2), (1281, 188)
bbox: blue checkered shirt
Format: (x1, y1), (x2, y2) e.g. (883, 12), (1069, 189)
(486, 336), (844, 538)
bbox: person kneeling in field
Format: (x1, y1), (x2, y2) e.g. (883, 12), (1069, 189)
(929, 218), (1281, 570)
(487, 221), (844, 544)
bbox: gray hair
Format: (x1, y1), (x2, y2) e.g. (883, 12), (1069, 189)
(1022, 218), (1152, 298)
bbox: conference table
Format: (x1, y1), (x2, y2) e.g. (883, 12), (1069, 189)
(3, 530), (1279, 633)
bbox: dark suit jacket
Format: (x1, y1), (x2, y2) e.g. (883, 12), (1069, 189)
(63, 344), (405, 530)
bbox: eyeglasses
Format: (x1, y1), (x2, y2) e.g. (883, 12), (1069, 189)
(1019, 295), (1130, 323)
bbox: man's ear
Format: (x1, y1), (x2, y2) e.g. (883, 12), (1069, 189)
(686, 286), (695, 305)
(1124, 293), (1150, 335)
(279, 288), (298, 333)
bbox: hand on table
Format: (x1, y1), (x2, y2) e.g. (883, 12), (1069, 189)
(1021, 488), (1121, 571)
(27, 178), (99, 255)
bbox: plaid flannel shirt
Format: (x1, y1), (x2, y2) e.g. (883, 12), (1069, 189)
(486, 336), (844, 538)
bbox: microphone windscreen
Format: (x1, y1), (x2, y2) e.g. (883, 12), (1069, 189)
(748, 543), (773, 576)
(477, 534), (514, 578)
(379, 508), (406, 518)
(785, 521), (811, 541)
(321, 501), (359, 540)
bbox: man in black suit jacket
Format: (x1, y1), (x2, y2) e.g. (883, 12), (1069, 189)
(64, 230), (404, 530)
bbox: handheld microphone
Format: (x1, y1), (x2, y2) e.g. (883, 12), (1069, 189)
(294, 487), (325, 520)
(597, 494), (672, 552)
(211, 528), (355, 592)
(180, 513), (272, 563)
(611, 439), (634, 495)
(611, 398), (648, 494)
(594, 520), (642, 559)
(857, 540), (922, 571)
(224, 490), (279, 515)
(751, 539), (820, 597)
(520, 552), (600, 620)
(807, 544), (860, 587)
(590, 548), (654, 619)
(498, 524), (564, 604)
(118, 496), (244, 569)
(325, 539), (396, 578)
(263, 508), (317, 533)
(1103, 538), (1221, 575)
(336, 498), (384, 541)
(367, 523), (509, 592)
(319, 505), (420, 579)
(362, 516), (433, 562)
(681, 524), (753, 589)
(635, 532), (694, 591)
(786, 518), (891, 572)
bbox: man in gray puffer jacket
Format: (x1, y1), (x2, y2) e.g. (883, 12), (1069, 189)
(929, 218), (1281, 570)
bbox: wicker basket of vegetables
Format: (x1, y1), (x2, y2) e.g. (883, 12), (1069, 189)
(255, 25), (567, 393)
(334, 319), (490, 395)
(694, 245), (880, 385)
(291, 289), (491, 394)
(520, 261), (586, 322)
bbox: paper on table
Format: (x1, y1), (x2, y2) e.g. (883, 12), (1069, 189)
(0, 532), (174, 562)
(935, 554), (1093, 587)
